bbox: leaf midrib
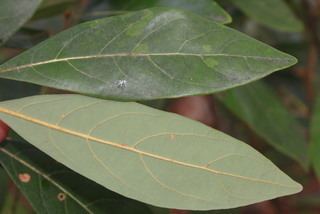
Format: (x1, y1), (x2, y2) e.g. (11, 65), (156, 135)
(0, 52), (289, 73)
(0, 107), (296, 189)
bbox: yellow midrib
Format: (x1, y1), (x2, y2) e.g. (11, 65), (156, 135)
(0, 106), (298, 189)
(0, 53), (286, 73)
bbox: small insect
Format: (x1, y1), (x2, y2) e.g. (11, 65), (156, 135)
(116, 80), (127, 89)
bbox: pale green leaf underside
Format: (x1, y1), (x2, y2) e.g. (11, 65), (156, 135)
(0, 95), (302, 210)
(0, 0), (42, 45)
(0, 8), (296, 101)
(217, 81), (308, 168)
(228, 0), (303, 32)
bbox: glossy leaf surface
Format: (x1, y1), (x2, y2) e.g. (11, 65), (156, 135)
(0, 8), (297, 101)
(0, 94), (302, 210)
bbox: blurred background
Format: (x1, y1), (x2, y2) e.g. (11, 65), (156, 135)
(0, 0), (320, 213)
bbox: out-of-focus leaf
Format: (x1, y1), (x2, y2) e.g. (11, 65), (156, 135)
(0, 42), (40, 102)
(0, 79), (40, 102)
(0, 191), (34, 214)
(217, 81), (308, 169)
(0, 8), (297, 101)
(39, 0), (74, 9)
(149, 209), (240, 214)
(0, 140), (152, 214)
(32, 0), (76, 19)
(228, 0), (303, 32)
(0, 167), (9, 211)
(193, 209), (239, 214)
(310, 95), (320, 178)
(0, 167), (33, 214)
(0, 94), (302, 210)
(109, 0), (232, 24)
(4, 28), (49, 50)
(147, 206), (170, 214)
(0, 0), (42, 45)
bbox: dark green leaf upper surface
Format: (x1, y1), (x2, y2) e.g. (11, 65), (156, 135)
(0, 141), (152, 214)
(0, 167), (10, 213)
(0, 8), (297, 101)
(0, 94), (302, 210)
(0, 0), (42, 45)
(228, 0), (303, 32)
(217, 81), (308, 169)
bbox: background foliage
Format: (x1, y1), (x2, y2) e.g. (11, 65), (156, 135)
(0, 0), (320, 213)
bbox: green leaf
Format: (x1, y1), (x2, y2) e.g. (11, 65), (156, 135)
(0, 8), (297, 101)
(228, 0), (303, 32)
(0, 94), (302, 210)
(216, 81), (308, 169)
(193, 210), (239, 214)
(0, 79), (40, 101)
(32, 0), (76, 20)
(0, 167), (10, 211)
(0, 46), (40, 100)
(0, 0), (42, 45)
(0, 140), (152, 214)
(109, 0), (232, 24)
(310, 96), (320, 178)
(0, 167), (33, 214)
(38, 0), (75, 10)
(0, 191), (33, 214)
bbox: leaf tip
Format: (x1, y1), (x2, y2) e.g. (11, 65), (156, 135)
(287, 179), (303, 195)
(222, 14), (233, 24)
(289, 55), (298, 66)
(296, 183), (303, 193)
(278, 52), (298, 71)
